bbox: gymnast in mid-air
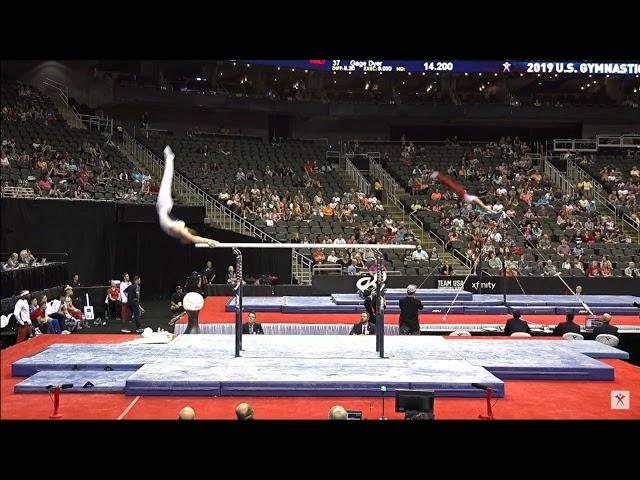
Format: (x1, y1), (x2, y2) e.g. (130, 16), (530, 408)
(430, 171), (493, 212)
(157, 146), (219, 247)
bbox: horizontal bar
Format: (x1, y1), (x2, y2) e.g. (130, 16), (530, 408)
(195, 243), (415, 249)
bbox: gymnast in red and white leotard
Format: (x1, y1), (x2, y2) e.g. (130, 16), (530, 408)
(430, 171), (492, 212)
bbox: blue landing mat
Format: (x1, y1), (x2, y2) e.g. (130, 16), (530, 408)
(13, 336), (621, 398)
(14, 370), (132, 393)
(447, 340), (614, 380)
(558, 340), (629, 359)
(331, 294), (504, 306)
(126, 358), (503, 397)
(501, 294), (640, 307)
(226, 294), (640, 314)
(384, 289), (473, 301)
(11, 344), (168, 377)
(125, 336), (503, 397)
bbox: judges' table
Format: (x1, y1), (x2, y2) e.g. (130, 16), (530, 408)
(1, 262), (68, 298)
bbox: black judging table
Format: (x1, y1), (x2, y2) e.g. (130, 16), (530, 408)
(1, 262), (68, 298)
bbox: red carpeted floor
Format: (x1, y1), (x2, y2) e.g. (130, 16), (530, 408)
(177, 297), (640, 326)
(2, 334), (639, 420)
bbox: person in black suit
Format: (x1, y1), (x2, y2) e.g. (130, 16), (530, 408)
(399, 284), (423, 335)
(553, 312), (581, 336)
(363, 289), (377, 324)
(503, 310), (531, 336)
(242, 311), (264, 335)
(350, 312), (376, 335)
(592, 313), (618, 338)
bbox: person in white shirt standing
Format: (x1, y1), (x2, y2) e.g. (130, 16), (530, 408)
(13, 290), (32, 343)
(119, 273), (132, 333)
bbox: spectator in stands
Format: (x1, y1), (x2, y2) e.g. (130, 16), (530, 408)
(326, 250), (339, 264)
(373, 178), (383, 201)
(592, 313), (618, 338)
(350, 311), (376, 335)
(242, 312), (264, 335)
(71, 274), (81, 287)
(543, 260), (558, 276)
(170, 285), (185, 313)
(488, 252), (503, 270)
(312, 248), (326, 264)
(553, 312), (581, 336)
(328, 405), (348, 420)
(624, 261), (640, 277)
(556, 239), (571, 257)
(13, 290), (32, 343)
(440, 260), (453, 276)
(346, 260), (357, 275)
(504, 310), (531, 336)
(5, 252), (19, 268)
(178, 406), (196, 420)
(586, 260), (601, 277)
(411, 245), (429, 262)
(235, 403), (255, 420)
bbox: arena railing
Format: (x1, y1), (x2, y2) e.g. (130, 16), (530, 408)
(42, 78), (69, 109)
(344, 155), (371, 195)
(565, 158), (636, 233)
